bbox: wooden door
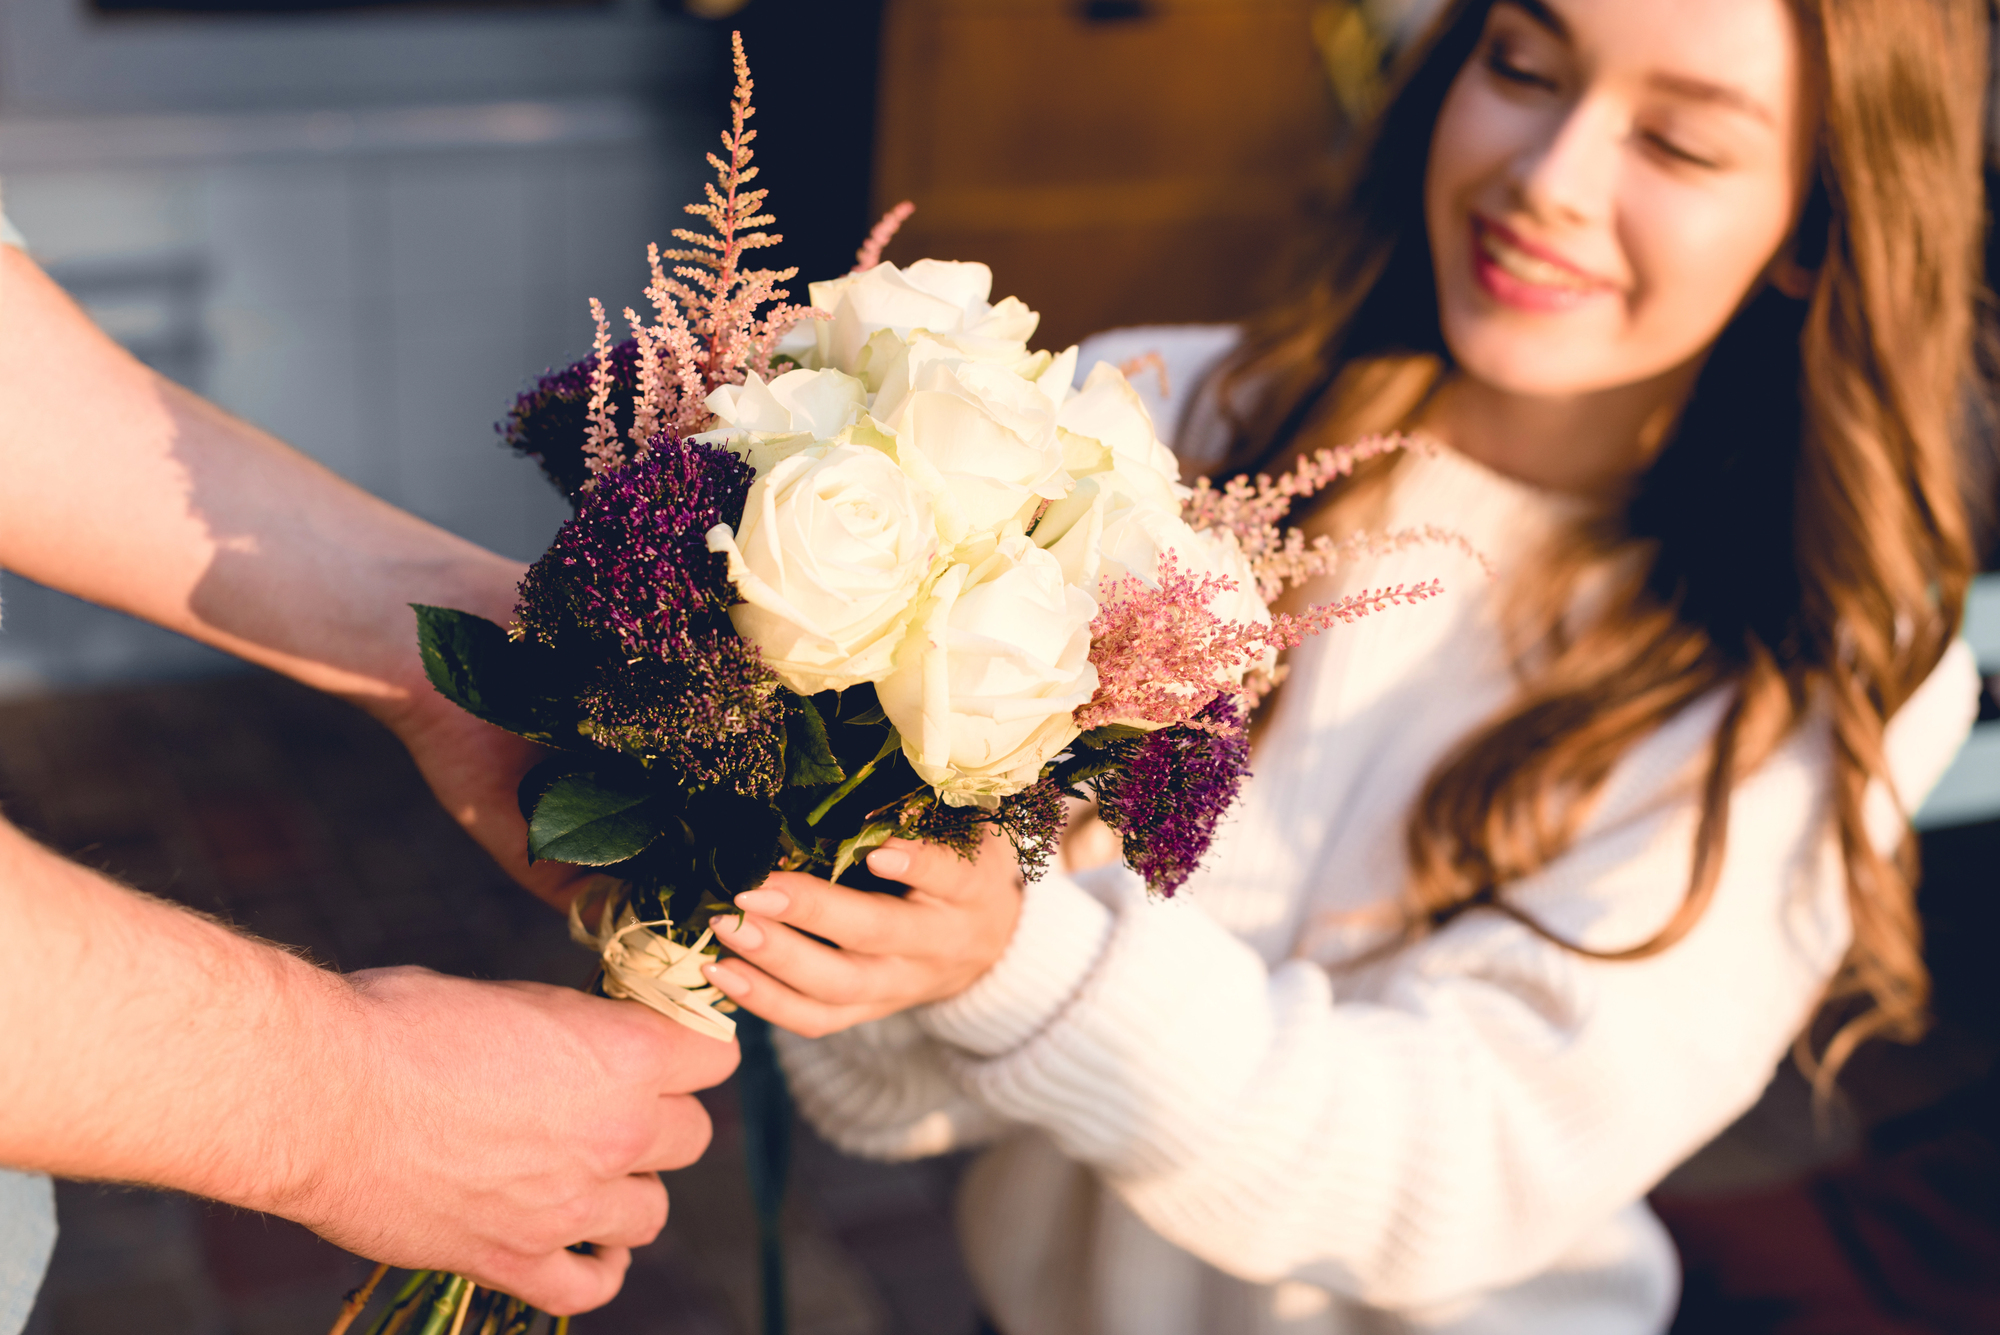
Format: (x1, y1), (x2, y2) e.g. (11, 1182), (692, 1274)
(872, 0), (1340, 349)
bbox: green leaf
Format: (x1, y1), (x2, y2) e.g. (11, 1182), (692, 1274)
(413, 604), (569, 744)
(831, 821), (896, 883)
(785, 696), (845, 788)
(1077, 723), (1149, 748)
(807, 727), (902, 826)
(415, 605), (512, 717)
(1052, 753), (1123, 791)
(527, 770), (666, 866)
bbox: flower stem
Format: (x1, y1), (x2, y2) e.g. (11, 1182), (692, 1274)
(364, 1270), (438, 1335)
(447, 1281), (477, 1335)
(415, 1275), (470, 1335)
(807, 728), (901, 826)
(328, 1262), (391, 1335)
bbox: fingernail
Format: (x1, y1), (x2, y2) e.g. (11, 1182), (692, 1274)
(704, 962), (749, 994)
(868, 847), (910, 876)
(735, 888), (789, 915)
(715, 914), (763, 949)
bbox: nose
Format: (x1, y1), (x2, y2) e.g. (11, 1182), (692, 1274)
(1506, 94), (1621, 229)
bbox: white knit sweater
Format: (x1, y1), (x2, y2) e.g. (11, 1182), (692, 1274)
(775, 327), (1979, 1335)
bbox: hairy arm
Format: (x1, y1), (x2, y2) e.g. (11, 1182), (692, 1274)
(0, 815), (732, 1312)
(0, 241), (580, 910)
(0, 244), (740, 1312)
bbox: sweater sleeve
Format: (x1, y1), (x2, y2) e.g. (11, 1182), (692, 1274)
(919, 643), (1979, 1309)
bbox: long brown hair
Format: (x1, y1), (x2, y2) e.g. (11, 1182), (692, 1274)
(1218, 0), (1989, 1085)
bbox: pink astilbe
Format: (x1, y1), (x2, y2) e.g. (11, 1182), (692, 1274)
(581, 32), (819, 481)
(1258, 522), (1494, 600)
(1077, 558), (1268, 734)
(1184, 433), (1487, 599)
(853, 200), (915, 273)
(582, 298), (624, 477)
(1076, 553), (1447, 735)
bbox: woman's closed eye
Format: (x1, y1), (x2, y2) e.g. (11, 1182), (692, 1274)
(1639, 129), (1724, 171)
(1485, 40), (1560, 92)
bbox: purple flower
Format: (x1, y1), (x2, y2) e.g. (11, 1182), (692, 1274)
(1094, 697), (1253, 896)
(515, 432), (789, 796)
(499, 339), (640, 500)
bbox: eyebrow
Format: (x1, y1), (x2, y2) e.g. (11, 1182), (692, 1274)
(1494, 0), (1777, 128)
(1498, 0), (1569, 40)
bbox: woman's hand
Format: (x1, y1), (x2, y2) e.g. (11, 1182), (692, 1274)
(702, 834), (1023, 1038)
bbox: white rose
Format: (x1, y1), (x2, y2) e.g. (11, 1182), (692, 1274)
(705, 443), (938, 695)
(879, 532), (1099, 808)
(874, 337), (1071, 545)
(692, 367), (868, 476)
(807, 259), (1042, 376)
(1034, 489), (1273, 687)
(1055, 360), (1184, 509)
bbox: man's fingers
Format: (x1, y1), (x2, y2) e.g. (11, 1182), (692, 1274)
(597, 996), (741, 1094)
(574, 1171), (670, 1251)
(699, 957), (873, 1040)
(635, 1092), (714, 1173)
(483, 1241), (633, 1317)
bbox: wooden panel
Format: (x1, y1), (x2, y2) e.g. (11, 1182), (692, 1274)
(873, 0), (1337, 348)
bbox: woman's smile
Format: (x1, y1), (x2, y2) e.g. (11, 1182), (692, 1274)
(1468, 214), (1618, 312)
(1424, 0), (1813, 402)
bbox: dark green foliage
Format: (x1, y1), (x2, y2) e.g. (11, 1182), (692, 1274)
(784, 696), (844, 789)
(412, 604), (571, 745)
(524, 766), (665, 866)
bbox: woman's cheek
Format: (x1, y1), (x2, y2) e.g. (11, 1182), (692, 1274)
(1617, 178), (1795, 371)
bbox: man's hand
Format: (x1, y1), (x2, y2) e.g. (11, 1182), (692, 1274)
(701, 834), (1023, 1038)
(285, 969), (736, 1314)
(0, 817), (738, 1318)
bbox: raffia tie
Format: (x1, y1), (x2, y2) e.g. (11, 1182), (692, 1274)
(568, 879), (738, 1042)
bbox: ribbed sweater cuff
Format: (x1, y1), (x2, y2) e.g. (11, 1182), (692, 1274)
(917, 868), (1113, 1058)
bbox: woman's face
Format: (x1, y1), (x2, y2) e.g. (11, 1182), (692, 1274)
(1424, 0), (1818, 399)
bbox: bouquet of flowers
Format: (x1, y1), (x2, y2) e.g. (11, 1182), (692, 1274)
(327, 34), (1450, 1335)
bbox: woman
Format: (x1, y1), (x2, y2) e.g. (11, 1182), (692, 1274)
(697, 0), (1989, 1330)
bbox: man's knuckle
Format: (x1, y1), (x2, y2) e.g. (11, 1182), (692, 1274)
(600, 1115), (656, 1170)
(548, 1194), (595, 1240)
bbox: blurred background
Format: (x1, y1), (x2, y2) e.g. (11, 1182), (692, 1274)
(1, 1), (1993, 1333)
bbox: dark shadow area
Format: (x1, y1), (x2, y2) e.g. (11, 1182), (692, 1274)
(1654, 817), (2000, 1335)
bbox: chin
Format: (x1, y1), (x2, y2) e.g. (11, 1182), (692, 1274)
(1444, 322), (1620, 399)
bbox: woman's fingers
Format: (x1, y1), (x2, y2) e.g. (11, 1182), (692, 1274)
(866, 834), (1014, 905)
(711, 909), (909, 1009)
(741, 868), (932, 955)
(700, 956), (874, 1039)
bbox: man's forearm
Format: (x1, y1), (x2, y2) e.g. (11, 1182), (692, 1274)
(0, 244), (522, 724)
(0, 816), (353, 1210)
